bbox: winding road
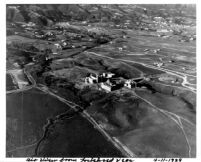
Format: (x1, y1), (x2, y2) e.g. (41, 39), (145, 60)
(133, 91), (195, 158)
(85, 51), (196, 93)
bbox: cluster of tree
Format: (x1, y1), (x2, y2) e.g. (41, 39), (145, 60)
(34, 53), (52, 76)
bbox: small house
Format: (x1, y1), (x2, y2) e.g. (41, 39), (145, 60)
(54, 43), (62, 49)
(153, 49), (160, 54)
(45, 31), (54, 36)
(62, 41), (68, 47)
(100, 82), (120, 92)
(144, 77), (150, 81)
(85, 73), (99, 84)
(144, 49), (149, 52)
(52, 43), (62, 54)
(102, 72), (115, 79)
(157, 29), (169, 33)
(100, 79), (123, 92)
(118, 47), (123, 51)
(154, 62), (164, 67)
(13, 62), (20, 67)
(124, 80), (136, 89)
(123, 45), (127, 49)
(100, 82), (112, 91)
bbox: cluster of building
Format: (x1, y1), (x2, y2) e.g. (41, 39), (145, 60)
(52, 39), (77, 54)
(178, 35), (196, 42)
(153, 62), (164, 67)
(144, 48), (161, 54)
(85, 72), (143, 92)
(33, 30), (56, 41)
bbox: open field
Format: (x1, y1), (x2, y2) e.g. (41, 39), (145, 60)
(7, 88), (71, 157)
(6, 88), (123, 157)
(37, 115), (123, 157)
(84, 88), (195, 157)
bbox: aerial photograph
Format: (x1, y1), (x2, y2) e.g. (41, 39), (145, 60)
(6, 4), (196, 158)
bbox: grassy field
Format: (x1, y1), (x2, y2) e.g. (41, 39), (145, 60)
(6, 88), (123, 157)
(132, 63), (164, 75)
(135, 89), (196, 124)
(86, 93), (193, 157)
(37, 115), (123, 157)
(6, 88), (71, 157)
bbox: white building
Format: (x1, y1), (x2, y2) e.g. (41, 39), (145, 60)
(52, 43), (62, 55)
(144, 77), (150, 81)
(118, 47), (123, 51)
(154, 62), (164, 67)
(144, 49), (149, 52)
(153, 49), (160, 54)
(102, 72), (115, 78)
(85, 73), (99, 84)
(157, 29), (169, 33)
(45, 31), (54, 36)
(123, 45), (127, 49)
(62, 42), (67, 46)
(100, 82), (112, 91)
(54, 43), (62, 49)
(100, 79), (122, 92)
(13, 62), (20, 67)
(124, 80), (136, 89)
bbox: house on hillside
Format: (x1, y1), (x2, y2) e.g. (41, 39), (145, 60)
(154, 62), (164, 67)
(102, 72), (115, 79)
(61, 39), (67, 45)
(118, 47), (123, 51)
(46, 32), (56, 41)
(85, 72), (115, 84)
(124, 80), (136, 89)
(143, 77), (151, 81)
(45, 31), (55, 36)
(85, 73), (99, 84)
(97, 72), (115, 83)
(153, 49), (160, 54)
(52, 43), (62, 55)
(100, 79), (123, 92)
(157, 29), (169, 33)
(34, 30), (45, 39)
(54, 43), (62, 48)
